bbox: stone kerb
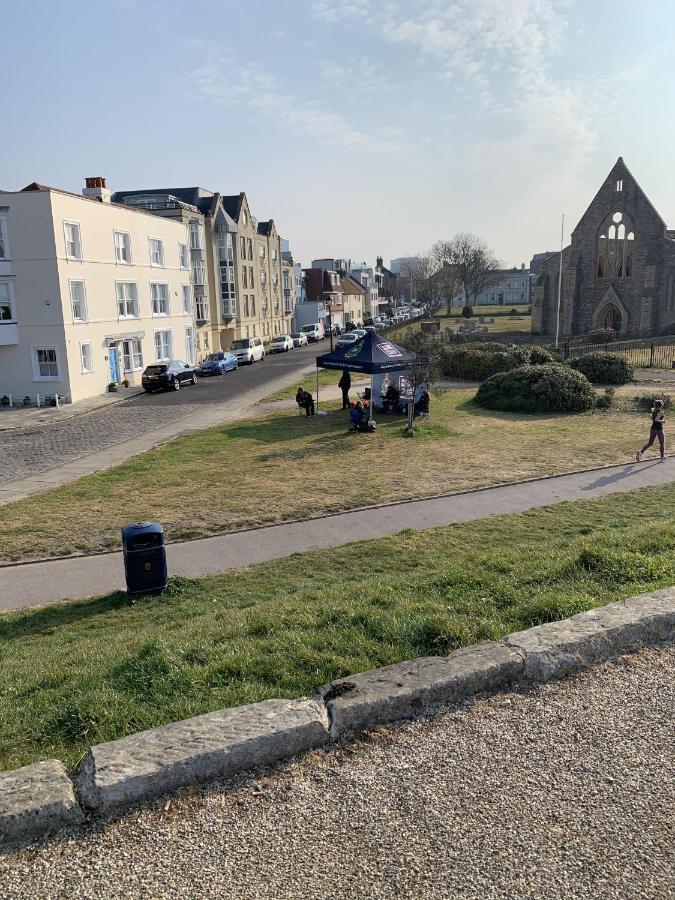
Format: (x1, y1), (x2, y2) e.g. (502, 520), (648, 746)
(318, 642), (523, 739)
(77, 699), (330, 816)
(504, 588), (675, 682)
(0, 760), (83, 849)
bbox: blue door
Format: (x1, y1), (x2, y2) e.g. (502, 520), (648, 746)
(108, 347), (120, 383)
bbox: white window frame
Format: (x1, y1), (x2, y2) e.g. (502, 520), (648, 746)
(149, 237), (165, 268)
(154, 329), (173, 360)
(122, 338), (144, 372)
(185, 326), (195, 364)
(0, 280), (15, 321)
(69, 279), (87, 322)
(116, 281), (139, 319)
(114, 230), (132, 264)
(150, 282), (170, 316)
(182, 284), (192, 315)
(179, 243), (189, 269)
(31, 345), (61, 381)
(0, 217), (10, 260)
(79, 341), (94, 374)
(63, 221), (83, 260)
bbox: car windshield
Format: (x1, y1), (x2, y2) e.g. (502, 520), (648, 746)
(291, 333), (302, 339)
(230, 340), (249, 350)
(205, 354), (222, 361)
(145, 365), (167, 375)
(301, 326), (314, 333)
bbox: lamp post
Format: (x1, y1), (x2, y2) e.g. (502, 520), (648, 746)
(327, 299), (334, 351)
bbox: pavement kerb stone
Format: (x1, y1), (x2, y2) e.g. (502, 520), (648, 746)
(317, 642), (524, 739)
(502, 586), (675, 682)
(76, 698), (331, 817)
(0, 760), (84, 851)
(1, 587), (673, 851)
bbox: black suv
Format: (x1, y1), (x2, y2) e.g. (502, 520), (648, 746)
(142, 361), (198, 392)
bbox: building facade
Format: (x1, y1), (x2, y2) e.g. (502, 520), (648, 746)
(112, 186), (238, 358)
(348, 263), (379, 316)
(452, 264), (534, 307)
(0, 179), (195, 403)
(533, 158), (675, 338)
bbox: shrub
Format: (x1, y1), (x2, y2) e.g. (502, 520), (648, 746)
(461, 305), (473, 318)
(596, 388), (615, 409)
(585, 328), (617, 344)
(570, 352), (633, 384)
(474, 364), (596, 413)
(440, 344), (554, 381)
(634, 393), (671, 410)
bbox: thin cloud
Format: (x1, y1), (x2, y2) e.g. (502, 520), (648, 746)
(320, 56), (389, 93)
(187, 51), (396, 151)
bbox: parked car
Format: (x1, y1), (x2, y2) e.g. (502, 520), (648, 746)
(324, 322), (342, 336)
(364, 325), (377, 333)
(195, 352), (238, 376)
(291, 332), (309, 347)
(142, 361), (197, 392)
(230, 337), (265, 364)
(351, 328), (367, 339)
(301, 323), (325, 342)
(270, 334), (294, 352)
(335, 332), (362, 349)
(344, 320), (358, 331)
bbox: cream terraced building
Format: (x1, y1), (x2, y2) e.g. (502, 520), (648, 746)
(0, 178), (196, 404)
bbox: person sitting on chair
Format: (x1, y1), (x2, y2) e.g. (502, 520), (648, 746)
(385, 383), (401, 414)
(414, 389), (430, 418)
(349, 401), (364, 430)
(296, 387), (315, 417)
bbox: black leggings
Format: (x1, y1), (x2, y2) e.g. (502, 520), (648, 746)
(641, 428), (665, 457)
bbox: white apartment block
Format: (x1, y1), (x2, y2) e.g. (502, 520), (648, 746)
(0, 178), (196, 404)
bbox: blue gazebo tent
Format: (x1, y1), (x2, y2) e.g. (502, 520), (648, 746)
(315, 331), (418, 422)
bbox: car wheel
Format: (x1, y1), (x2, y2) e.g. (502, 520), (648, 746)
(191, 373), (197, 384)
(173, 377), (181, 391)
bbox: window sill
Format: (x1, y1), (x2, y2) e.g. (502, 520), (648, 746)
(152, 312), (170, 317)
(118, 315), (140, 321)
(33, 377), (62, 383)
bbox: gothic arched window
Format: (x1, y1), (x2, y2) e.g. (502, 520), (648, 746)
(597, 211), (634, 278)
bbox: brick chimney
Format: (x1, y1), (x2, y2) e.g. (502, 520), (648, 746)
(82, 176), (111, 203)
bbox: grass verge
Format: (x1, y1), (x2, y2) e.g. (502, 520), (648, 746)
(0, 485), (673, 772)
(0, 389), (662, 562)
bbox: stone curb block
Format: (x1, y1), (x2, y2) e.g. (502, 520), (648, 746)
(0, 760), (84, 849)
(77, 699), (330, 816)
(503, 587), (675, 682)
(317, 642), (523, 739)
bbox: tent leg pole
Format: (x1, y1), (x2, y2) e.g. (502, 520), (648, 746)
(316, 366), (319, 412)
(369, 373), (374, 424)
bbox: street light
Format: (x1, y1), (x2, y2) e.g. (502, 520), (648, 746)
(327, 301), (334, 351)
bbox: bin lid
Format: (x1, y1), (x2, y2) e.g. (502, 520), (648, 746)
(121, 521), (164, 538)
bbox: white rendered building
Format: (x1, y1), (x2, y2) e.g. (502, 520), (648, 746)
(0, 178), (196, 404)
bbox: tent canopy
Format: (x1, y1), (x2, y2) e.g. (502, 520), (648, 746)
(316, 330), (417, 374)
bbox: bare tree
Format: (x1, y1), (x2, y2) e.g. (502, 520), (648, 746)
(452, 232), (501, 310)
(399, 254), (433, 305)
(429, 240), (461, 315)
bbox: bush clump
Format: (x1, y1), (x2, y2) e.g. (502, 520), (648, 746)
(441, 344), (554, 381)
(634, 393), (671, 410)
(570, 352), (634, 384)
(474, 364), (596, 413)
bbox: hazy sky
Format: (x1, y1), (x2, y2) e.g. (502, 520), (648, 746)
(3, 0), (674, 268)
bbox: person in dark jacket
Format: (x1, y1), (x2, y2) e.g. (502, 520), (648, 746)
(296, 387), (315, 417)
(636, 399), (665, 461)
(338, 369), (351, 409)
(414, 389), (430, 418)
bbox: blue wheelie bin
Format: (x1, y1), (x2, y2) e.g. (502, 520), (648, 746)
(122, 521), (168, 594)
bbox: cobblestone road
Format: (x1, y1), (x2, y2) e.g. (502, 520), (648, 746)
(1, 646), (673, 899)
(0, 345), (319, 483)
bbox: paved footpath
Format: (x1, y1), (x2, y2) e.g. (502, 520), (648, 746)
(1, 645), (672, 899)
(1, 456), (673, 611)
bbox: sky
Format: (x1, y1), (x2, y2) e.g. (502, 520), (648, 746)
(3, 0), (675, 269)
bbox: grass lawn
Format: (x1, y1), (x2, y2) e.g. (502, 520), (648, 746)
(389, 314), (532, 341)
(0, 389), (661, 563)
(0, 485), (673, 772)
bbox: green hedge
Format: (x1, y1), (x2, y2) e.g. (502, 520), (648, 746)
(440, 344), (555, 381)
(474, 364), (596, 413)
(569, 352), (634, 384)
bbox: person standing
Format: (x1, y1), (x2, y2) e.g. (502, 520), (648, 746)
(636, 399), (666, 461)
(338, 369), (351, 410)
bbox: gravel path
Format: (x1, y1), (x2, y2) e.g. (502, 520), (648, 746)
(1, 646), (674, 899)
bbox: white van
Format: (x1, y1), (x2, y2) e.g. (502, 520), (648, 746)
(301, 323), (325, 342)
(230, 337), (265, 364)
